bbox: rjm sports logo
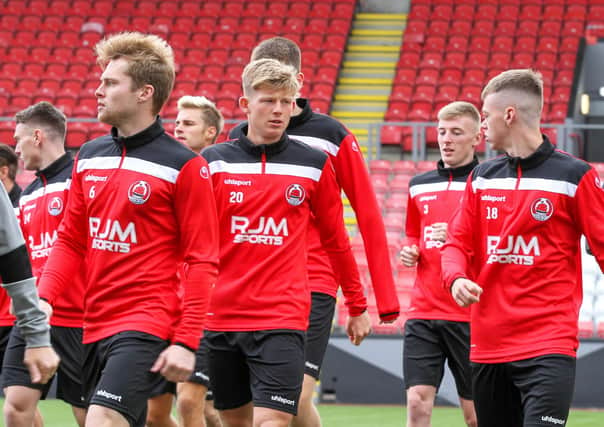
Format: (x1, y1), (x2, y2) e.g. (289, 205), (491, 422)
(89, 217), (137, 253)
(28, 231), (57, 259)
(231, 216), (288, 245)
(486, 235), (540, 265)
(423, 225), (443, 249)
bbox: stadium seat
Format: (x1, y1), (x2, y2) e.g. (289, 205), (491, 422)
(380, 125), (403, 146)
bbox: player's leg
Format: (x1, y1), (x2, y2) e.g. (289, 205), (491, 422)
(247, 331), (305, 427)
(472, 362), (522, 427)
(2, 327), (49, 427)
(291, 292), (336, 427)
(206, 331), (253, 427)
(51, 326), (87, 427)
(204, 397), (223, 427)
(177, 336), (218, 427)
(403, 319), (445, 427)
(85, 331), (169, 427)
(510, 355), (575, 427)
(146, 393), (177, 427)
(177, 382), (208, 427)
(439, 320), (476, 427)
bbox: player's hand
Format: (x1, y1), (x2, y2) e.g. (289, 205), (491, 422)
(24, 346), (60, 384)
(151, 344), (195, 383)
(39, 299), (53, 320)
(346, 310), (372, 345)
(451, 278), (483, 307)
(430, 222), (448, 242)
(399, 245), (420, 267)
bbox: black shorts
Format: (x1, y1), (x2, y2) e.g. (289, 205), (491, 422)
(206, 330), (305, 415)
(84, 331), (169, 427)
(0, 325), (12, 376)
(147, 336), (213, 400)
(2, 325), (86, 408)
(472, 354), (575, 427)
(304, 292), (336, 379)
(403, 318), (472, 400)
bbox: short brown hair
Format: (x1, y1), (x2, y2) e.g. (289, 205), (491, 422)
(0, 143), (18, 181)
(15, 101), (67, 142)
(95, 32), (175, 115)
(251, 37), (302, 73)
(177, 95), (224, 144)
(438, 101), (481, 131)
(242, 58), (300, 97)
(481, 69), (543, 122)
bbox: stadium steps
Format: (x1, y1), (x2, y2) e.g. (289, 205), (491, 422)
(331, 13), (405, 233)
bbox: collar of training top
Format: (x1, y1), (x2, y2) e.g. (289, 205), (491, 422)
(238, 125), (289, 156)
(437, 156), (479, 178)
(35, 152), (73, 180)
(505, 135), (554, 170)
(111, 116), (165, 149)
(288, 98), (312, 128)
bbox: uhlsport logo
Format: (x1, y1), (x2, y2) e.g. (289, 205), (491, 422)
(530, 197), (553, 221)
(47, 196), (63, 216)
(285, 184), (305, 206)
(200, 165), (209, 179)
(128, 180), (151, 205)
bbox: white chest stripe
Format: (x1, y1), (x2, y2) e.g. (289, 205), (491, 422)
(77, 157), (180, 184)
(19, 180), (71, 206)
(410, 181), (466, 198)
(473, 177), (577, 197)
(289, 135), (340, 157)
(209, 160), (323, 182)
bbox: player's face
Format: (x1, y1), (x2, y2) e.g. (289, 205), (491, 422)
(481, 93), (509, 152)
(174, 108), (213, 153)
(240, 87), (295, 145)
(95, 58), (141, 127)
(437, 116), (479, 169)
(14, 123), (41, 171)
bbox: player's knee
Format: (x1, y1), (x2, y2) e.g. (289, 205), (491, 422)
(3, 393), (36, 423)
(406, 390), (432, 418)
(463, 412), (477, 427)
(177, 393), (203, 417)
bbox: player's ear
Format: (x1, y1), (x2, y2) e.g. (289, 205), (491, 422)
(239, 96), (250, 114)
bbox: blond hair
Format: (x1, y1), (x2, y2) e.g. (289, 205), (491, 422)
(177, 95), (224, 143)
(95, 32), (175, 115)
(481, 69), (543, 124)
(251, 37), (302, 73)
(438, 101), (481, 132)
(241, 58), (300, 97)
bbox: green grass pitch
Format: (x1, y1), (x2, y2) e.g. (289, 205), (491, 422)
(4, 400), (602, 426)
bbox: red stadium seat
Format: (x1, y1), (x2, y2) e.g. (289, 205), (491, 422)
(408, 102), (432, 122)
(380, 126), (403, 146)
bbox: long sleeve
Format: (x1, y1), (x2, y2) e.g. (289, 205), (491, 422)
(404, 190), (421, 247)
(312, 156), (367, 316)
(0, 184), (50, 348)
(172, 157), (219, 349)
(38, 156), (87, 305)
(441, 173), (476, 290)
(333, 135), (399, 321)
(575, 168), (604, 271)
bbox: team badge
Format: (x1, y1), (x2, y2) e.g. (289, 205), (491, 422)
(285, 184), (305, 206)
(47, 196), (63, 216)
(351, 141), (359, 152)
(595, 176), (604, 191)
(530, 197), (553, 221)
(200, 165), (209, 179)
(128, 180), (151, 205)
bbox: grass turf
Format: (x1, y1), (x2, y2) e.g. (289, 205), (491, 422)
(4, 400), (602, 426)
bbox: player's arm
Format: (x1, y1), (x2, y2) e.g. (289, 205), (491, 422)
(312, 156), (370, 343)
(575, 168), (604, 270)
(333, 134), (399, 322)
(400, 187), (421, 268)
(153, 156), (219, 382)
(0, 185), (59, 383)
(441, 172), (482, 305)
(172, 156), (219, 350)
(38, 155), (87, 306)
